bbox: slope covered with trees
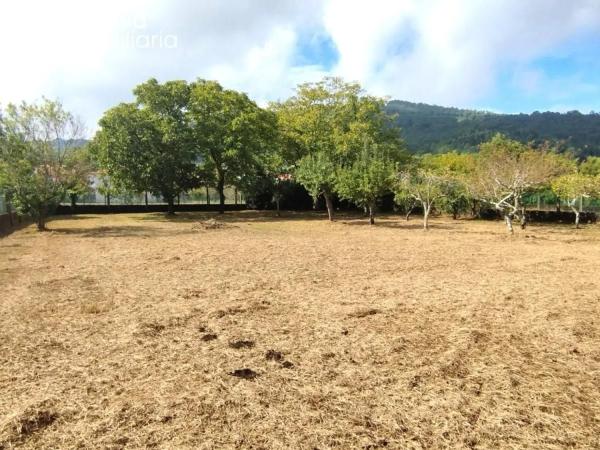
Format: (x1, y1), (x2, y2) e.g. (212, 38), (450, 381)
(386, 100), (600, 156)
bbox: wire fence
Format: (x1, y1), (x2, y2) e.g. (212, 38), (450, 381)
(522, 193), (600, 212)
(69, 186), (244, 206)
(1, 189), (599, 215)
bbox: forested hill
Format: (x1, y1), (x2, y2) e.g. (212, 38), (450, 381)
(386, 100), (600, 157)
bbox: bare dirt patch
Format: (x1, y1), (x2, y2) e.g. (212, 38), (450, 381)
(1, 212), (599, 448)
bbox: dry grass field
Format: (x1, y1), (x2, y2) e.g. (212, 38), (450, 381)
(1, 212), (599, 449)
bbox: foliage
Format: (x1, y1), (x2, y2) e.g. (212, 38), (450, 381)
(387, 100), (600, 157)
(551, 173), (600, 227)
(92, 79), (201, 213)
(395, 161), (453, 230)
(187, 80), (278, 212)
(273, 77), (405, 220)
(295, 151), (337, 204)
(336, 144), (398, 224)
(469, 134), (573, 232)
(0, 99), (88, 230)
(64, 146), (95, 205)
(580, 156), (600, 176)
(420, 152), (475, 219)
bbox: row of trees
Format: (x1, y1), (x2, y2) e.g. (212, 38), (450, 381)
(397, 138), (600, 232)
(92, 79), (277, 215)
(2, 77), (600, 232)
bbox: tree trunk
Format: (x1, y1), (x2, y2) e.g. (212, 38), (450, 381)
(405, 206), (413, 221)
(36, 205), (48, 231)
(206, 186), (210, 205)
(276, 198), (281, 217)
(368, 203), (375, 225)
(571, 206), (580, 229)
(6, 200), (13, 226)
(520, 207), (527, 230)
(166, 196), (175, 215)
(106, 193), (111, 207)
(423, 204), (431, 230)
(217, 174), (226, 214)
(323, 192), (334, 221)
(144, 192), (148, 207)
(556, 197), (561, 212)
(37, 216), (47, 231)
(234, 187), (238, 205)
(505, 214), (514, 234)
(452, 205), (458, 220)
(70, 193), (77, 208)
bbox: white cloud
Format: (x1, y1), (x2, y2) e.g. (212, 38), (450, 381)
(1, 0), (599, 134)
(323, 0), (600, 106)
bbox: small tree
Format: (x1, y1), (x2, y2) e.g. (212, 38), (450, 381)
(469, 134), (570, 233)
(336, 144), (397, 224)
(396, 167), (451, 230)
(272, 173), (293, 216)
(551, 173), (599, 228)
(64, 146), (95, 207)
(421, 152), (475, 219)
(295, 151), (337, 220)
(0, 99), (88, 230)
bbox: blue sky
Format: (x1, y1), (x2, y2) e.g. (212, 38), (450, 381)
(481, 34), (600, 113)
(1, 0), (599, 133)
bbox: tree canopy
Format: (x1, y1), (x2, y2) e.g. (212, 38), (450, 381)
(0, 99), (90, 230)
(92, 79), (200, 214)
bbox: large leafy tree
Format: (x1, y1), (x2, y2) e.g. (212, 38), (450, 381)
(187, 80), (277, 213)
(274, 77), (404, 221)
(0, 99), (89, 230)
(92, 79), (200, 214)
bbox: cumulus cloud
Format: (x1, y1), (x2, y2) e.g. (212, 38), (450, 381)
(324, 0), (600, 106)
(1, 0), (599, 133)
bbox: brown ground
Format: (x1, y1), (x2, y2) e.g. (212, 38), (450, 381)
(0, 212), (599, 449)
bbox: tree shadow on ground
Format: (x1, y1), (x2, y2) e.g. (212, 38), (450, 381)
(135, 210), (347, 224)
(52, 214), (95, 221)
(48, 225), (196, 238)
(340, 216), (459, 231)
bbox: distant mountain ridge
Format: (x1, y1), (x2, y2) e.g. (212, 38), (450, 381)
(386, 100), (600, 157)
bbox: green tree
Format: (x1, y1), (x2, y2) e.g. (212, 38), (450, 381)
(187, 80), (277, 213)
(421, 152), (475, 219)
(274, 77), (403, 221)
(64, 146), (95, 207)
(0, 99), (88, 230)
(551, 173), (600, 228)
(92, 79), (200, 215)
(580, 156), (600, 176)
(295, 151), (337, 218)
(336, 143), (398, 224)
